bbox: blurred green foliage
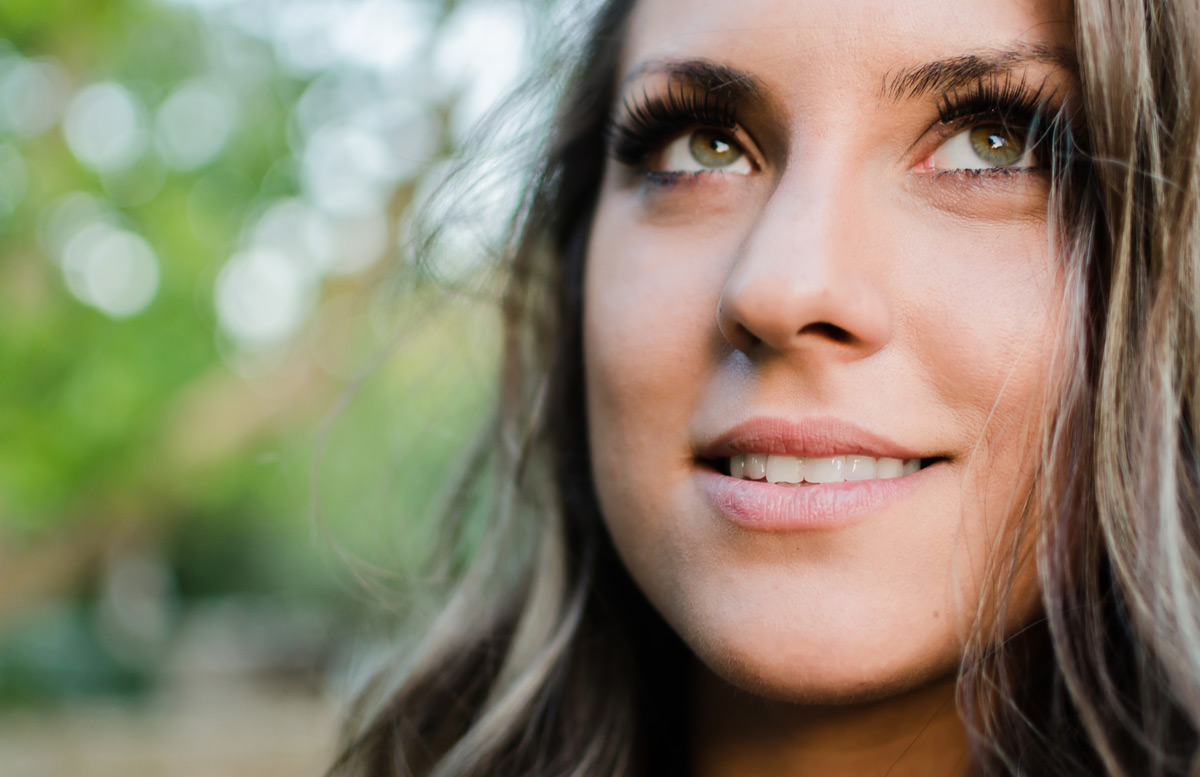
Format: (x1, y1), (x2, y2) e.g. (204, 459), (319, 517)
(0, 0), (523, 705)
(1, 0), (289, 526)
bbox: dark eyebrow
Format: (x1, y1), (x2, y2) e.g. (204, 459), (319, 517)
(621, 58), (764, 101)
(882, 44), (1076, 101)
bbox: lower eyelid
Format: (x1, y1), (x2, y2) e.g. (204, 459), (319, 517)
(646, 170), (701, 186)
(644, 169), (736, 187)
(923, 167), (1052, 205)
(911, 172), (1051, 221)
(936, 167), (1028, 178)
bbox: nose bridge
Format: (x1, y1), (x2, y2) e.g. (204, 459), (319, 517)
(717, 149), (891, 358)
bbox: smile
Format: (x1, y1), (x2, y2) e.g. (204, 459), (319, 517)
(698, 460), (938, 532)
(728, 454), (923, 484)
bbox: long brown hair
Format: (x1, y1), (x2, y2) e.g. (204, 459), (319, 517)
(329, 1), (1200, 774)
(982, 1), (1200, 774)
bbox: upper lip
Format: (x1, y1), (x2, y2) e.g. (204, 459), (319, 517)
(697, 416), (927, 461)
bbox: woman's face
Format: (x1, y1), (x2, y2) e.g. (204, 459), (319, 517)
(584, 0), (1073, 702)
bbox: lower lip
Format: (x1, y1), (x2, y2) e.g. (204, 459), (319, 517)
(696, 464), (935, 531)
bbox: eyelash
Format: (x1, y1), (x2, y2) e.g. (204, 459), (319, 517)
(605, 84), (740, 170)
(605, 73), (1067, 181)
(932, 72), (1062, 170)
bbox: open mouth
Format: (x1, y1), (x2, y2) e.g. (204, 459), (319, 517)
(702, 454), (945, 485)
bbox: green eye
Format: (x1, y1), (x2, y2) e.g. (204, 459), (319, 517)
(657, 128), (754, 176)
(689, 130), (744, 168)
(923, 121), (1036, 172)
(967, 125), (1026, 167)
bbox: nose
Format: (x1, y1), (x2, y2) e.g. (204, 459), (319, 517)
(716, 167), (892, 360)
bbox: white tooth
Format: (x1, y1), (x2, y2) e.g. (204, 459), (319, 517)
(875, 457), (904, 479)
(903, 458), (921, 475)
(844, 455), (876, 481)
(765, 455), (803, 484)
(803, 456), (845, 483)
(744, 453), (767, 480)
(730, 455), (745, 479)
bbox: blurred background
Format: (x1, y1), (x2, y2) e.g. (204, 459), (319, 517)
(0, 0), (568, 773)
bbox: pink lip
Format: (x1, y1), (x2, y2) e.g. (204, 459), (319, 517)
(694, 417), (936, 531)
(696, 467), (933, 531)
(698, 416), (924, 460)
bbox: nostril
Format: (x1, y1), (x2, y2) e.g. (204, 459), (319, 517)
(799, 321), (853, 343)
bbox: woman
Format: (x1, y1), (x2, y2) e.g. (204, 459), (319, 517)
(332, 0), (1200, 774)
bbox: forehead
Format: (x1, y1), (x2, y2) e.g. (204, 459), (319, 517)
(620, 0), (1075, 92)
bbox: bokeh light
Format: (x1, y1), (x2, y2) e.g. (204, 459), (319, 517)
(433, 0), (530, 139)
(155, 78), (239, 170)
(301, 123), (396, 216)
(63, 82), (150, 174)
(37, 191), (115, 262)
(249, 198), (334, 275)
(60, 223), (161, 318)
(330, 0), (436, 75)
(215, 247), (316, 348)
(0, 56), (71, 138)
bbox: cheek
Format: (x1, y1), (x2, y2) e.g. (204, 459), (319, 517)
(907, 221), (1061, 460)
(582, 196), (741, 484)
(581, 193), (733, 606)
(901, 222), (1062, 613)
(909, 233), (1061, 406)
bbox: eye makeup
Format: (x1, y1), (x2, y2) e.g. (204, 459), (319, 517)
(604, 59), (763, 180)
(929, 71), (1075, 174)
(606, 84), (740, 169)
(605, 59), (1078, 183)
(935, 71), (1056, 127)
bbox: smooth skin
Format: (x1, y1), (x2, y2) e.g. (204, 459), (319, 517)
(584, 0), (1074, 774)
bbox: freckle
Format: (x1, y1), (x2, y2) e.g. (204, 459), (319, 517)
(932, 611), (940, 619)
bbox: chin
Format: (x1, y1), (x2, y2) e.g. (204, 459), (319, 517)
(674, 604), (967, 707)
(700, 644), (962, 707)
